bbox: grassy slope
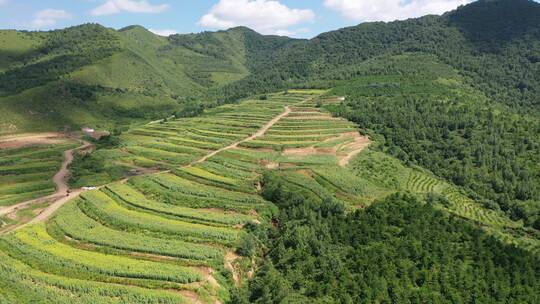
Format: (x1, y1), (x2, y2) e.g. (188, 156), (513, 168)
(0, 25), (262, 135)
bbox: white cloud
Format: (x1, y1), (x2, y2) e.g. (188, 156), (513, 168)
(31, 9), (72, 29)
(0, 0), (8, 6)
(198, 0), (315, 36)
(324, 0), (473, 22)
(91, 0), (169, 16)
(149, 28), (178, 36)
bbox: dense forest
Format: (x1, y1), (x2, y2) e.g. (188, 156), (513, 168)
(231, 172), (540, 303)
(1, 0), (538, 131)
(222, 0), (540, 112)
(326, 54), (540, 229)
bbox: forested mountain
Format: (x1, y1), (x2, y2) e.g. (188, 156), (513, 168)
(0, 25), (299, 134)
(233, 175), (539, 303)
(1, 1), (540, 302)
(0, 0), (538, 133)
(226, 0), (540, 111)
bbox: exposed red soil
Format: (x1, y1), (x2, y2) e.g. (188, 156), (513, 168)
(283, 146), (336, 156)
(338, 135), (371, 166)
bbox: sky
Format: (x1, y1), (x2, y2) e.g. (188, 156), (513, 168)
(0, 0), (535, 38)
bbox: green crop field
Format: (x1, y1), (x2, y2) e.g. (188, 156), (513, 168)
(1, 90), (539, 303)
(0, 142), (77, 207)
(1, 2), (540, 302)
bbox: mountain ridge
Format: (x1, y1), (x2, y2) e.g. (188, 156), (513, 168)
(0, 0), (539, 134)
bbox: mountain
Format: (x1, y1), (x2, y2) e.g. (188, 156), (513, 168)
(0, 0), (538, 134)
(0, 25), (298, 134)
(1, 1), (540, 303)
(228, 0), (540, 110)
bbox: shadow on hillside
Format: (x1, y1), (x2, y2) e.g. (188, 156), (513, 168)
(446, 0), (540, 52)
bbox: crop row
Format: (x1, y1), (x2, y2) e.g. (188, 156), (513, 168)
(104, 183), (255, 226)
(0, 250), (188, 303)
(51, 201), (224, 261)
(0, 142), (77, 207)
(79, 191), (241, 245)
(1, 224), (202, 286)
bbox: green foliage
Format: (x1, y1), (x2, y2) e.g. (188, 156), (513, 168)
(50, 200), (224, 261)
(69, 152), (130, 188)
(0, 142), (77, 206)
(0, 24), (121, 96)
(237, 176), (540, 303)
(1, 0), (540, 135)
(327, 54), (540, 227)
(1, 224), (202, 286)
(0, 251), (187, 303)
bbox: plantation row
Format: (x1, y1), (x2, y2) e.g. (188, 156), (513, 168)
(348, 149), (540, 256)
(0, 142), (77, 207)
(200, 101), (379, 207)
(242, 112), (357, 150)
(118, 97), (292, 169)
(0, 92), (317, 303)
(2, 90), (537, 303)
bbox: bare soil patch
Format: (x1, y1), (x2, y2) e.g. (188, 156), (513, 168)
(338, 135), (371, 166)
(0, 132), (68, 149)
(283, 147), (336, 156)
(225, 251), (241, 286)
(285, 116), (339, 120)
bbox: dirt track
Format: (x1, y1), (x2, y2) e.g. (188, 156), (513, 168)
(338, 135), (371, 166)
(0, 139), (93, 233)
(191, 106), (291, 165)
(0, 132), (68, 149)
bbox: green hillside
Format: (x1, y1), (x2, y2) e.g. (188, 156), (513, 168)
(2, 90), (538, 303)
(225, 0), (540, 109)
(0, 25), (298, 134)
(2, 0), (537, 134)
(0, 0), (540, 302)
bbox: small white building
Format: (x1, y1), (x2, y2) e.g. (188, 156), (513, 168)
(82, 127), (95, 134)
(338, 97), (346, 101)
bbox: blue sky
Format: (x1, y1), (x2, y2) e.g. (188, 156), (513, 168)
(0, 0), (536, 38)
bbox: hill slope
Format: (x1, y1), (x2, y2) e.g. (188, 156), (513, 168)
(226, 0), (540, 110)
(0, 25), (297, 134)
(1, 0), (538, 134)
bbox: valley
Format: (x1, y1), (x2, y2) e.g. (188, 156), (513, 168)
(0, 0), (539, 302)
(0, 90), (538, 303)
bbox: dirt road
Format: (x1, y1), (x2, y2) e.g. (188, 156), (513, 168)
(0, 132), (68, 149)
(191, 106), (291, 165)
(338, 135), (371, 167)
(0, 139), (93, 232)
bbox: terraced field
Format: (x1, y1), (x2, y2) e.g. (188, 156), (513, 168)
(0, 142), (77, 208)
(0, 90), (538, 303)
(349, 149), (540, 256)
(116, 99), (291, 169)
(0, 92), (322, 303)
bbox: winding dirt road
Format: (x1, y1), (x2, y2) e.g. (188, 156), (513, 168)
(0, 139), (92, 233)
(191, 106), (291, 165)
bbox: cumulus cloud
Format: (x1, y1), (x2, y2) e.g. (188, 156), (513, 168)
(324, 0), (473, 22)
(198, 0), (315, 36)
(149, 28), (178, 36)
(31, 9), (72, 29)
(91, 0), (169, 16)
